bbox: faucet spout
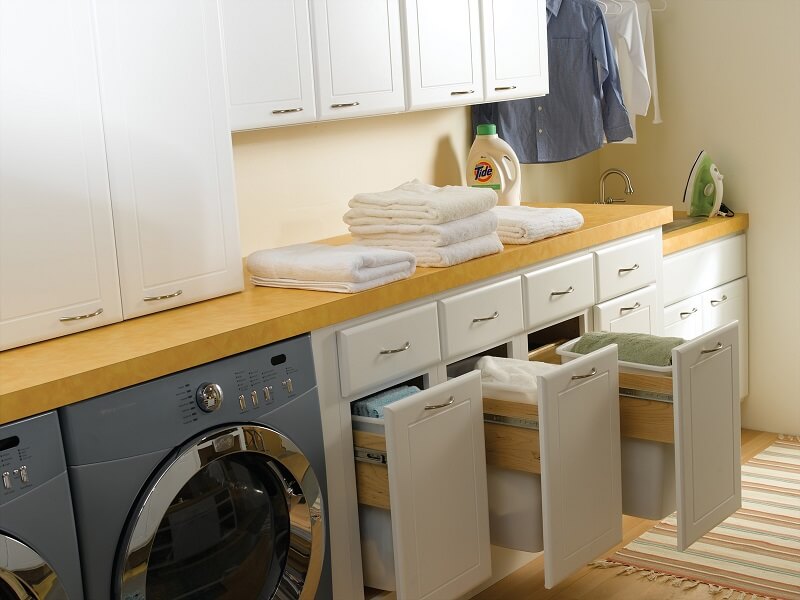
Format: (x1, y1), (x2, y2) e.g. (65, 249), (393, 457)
(598, 168), (634, 204)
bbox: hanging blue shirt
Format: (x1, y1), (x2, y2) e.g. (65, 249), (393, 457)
(473, 0), (633, 163)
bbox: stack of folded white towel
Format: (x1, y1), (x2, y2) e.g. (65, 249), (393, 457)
(492, 205), (585, 244)
(246, 243), (416, 293)
(343, 179), (503, 267)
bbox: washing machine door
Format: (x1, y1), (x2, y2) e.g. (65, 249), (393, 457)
(0, 534), (68, 600)
(115, 424), (324, 600)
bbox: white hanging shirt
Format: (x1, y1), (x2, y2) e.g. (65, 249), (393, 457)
(636, 0), (663, 124)
(605, 1), (650, 126)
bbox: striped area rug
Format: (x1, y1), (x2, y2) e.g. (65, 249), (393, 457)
(595, 437), (800, 600)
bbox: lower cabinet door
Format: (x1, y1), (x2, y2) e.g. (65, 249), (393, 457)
(664, 296), (704, 340)
(538, 346), (622, 588)
(593, 284), (659, 334)
(374, 371), (491, 599)
(702, 276), (749, 398)
(672, 322), (742, 551)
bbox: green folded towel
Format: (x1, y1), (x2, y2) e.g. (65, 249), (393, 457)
(570, 332), (686, 367)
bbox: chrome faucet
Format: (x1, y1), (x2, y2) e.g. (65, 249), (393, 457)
(597, 168), (634, 204)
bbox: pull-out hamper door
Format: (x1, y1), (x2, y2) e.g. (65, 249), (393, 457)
(673, 322), (741, 551)
(538, 345), (622, 589)
(383, 371), (491, 599)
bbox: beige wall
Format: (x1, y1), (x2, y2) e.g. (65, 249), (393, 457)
(232, 0), (800, 434)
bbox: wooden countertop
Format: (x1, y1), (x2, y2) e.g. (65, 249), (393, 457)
(662, 211), (749, 255)
(0, 204), (683, 424)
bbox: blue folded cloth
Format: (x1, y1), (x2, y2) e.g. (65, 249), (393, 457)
(351, 385), (421, 419)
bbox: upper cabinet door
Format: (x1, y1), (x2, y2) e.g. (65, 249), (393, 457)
(538, 345), (622, 588)
(311, 0), (406, 120)
(480, 0), (549, 101)
(673, 322), (741, 551)
(0, 0), (122, 350)
(94, 0), (243, 319)
(402, 0), (484, 110)
(219, 0), (317, 130)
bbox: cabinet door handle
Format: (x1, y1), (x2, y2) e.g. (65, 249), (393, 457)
(619, 302), (641, 313)
(680, 308), (698, 319)
(425, 396), (454, 410)
(571, 367), (597, 380)
(710, 295), (728, 306)
(700, 341), (724, 354)
(550, 286), (575, 297)
(331, 102), (360, 108)
(494, 85), (517, 91)
(144, 289), (183, 302)
(272, 107), (303, 114)
(450, 90), (475, 96)
(379, 341), (411, 355)
(472, 311), (500, 323)
(60, 307), (104, 322)
(618, 263), (640, 274)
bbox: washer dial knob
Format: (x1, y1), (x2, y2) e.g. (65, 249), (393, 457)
(196, 383), (224, 412)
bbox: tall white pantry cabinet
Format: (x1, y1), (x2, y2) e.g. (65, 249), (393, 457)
(0, 0), (243, 351)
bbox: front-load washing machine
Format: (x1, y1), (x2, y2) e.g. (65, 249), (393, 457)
(0, 411), (84, 599)
(59, 334), (331, 600)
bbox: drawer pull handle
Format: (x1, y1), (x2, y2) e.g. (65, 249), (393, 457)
(680, 308), (698, 319)
(331, 102), (360, 108)
(710, 295), (728, 306)
(701, 341), (724, 354)
(144, 289), (183, 302)
(379, 341), (411, 355)
(450, 90), (475, 96)
(571, 367), (597, 380)
(272, 107), (303, 114)
(425, 396), (455, 411)
(551, 286), (575, 297)
(60, 307), (104, 322)
(618, 263), (640, 274)
(473, 311), (500, 323)
(494, 85), (517, 91)
(619, 302), (641, 313)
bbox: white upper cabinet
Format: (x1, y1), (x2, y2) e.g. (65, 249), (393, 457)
(219, 0), (317, 130)
(0, 0), (123, 350)
(480, 0), (549, 101)
(401, 0), (484, 110)
(311, 0), (406, 120)
(94, 0), (243, 319)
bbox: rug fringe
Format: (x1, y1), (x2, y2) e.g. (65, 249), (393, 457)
(588, 560), (784, 600)
(778, 433), (800, 442)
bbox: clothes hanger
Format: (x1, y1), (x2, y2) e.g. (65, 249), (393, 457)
(597, 0), (623, 14)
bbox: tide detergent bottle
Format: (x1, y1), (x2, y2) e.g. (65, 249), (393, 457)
(466, 123), (521, 205)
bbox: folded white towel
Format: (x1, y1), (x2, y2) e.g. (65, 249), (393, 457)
(476, 356), (560, 404)
(373, 233), (503, 268)
(343, 179), (497, 225)
(349, 211), (498, 248)
(246, 243), (415, 293)
(493, 206), (584, 245)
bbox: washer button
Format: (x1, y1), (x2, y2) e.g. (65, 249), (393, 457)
(2, 472), (10, 490)
(239, 394), (246, 411)
(251, 390), (259, 408)
(19, 466), (28, 484)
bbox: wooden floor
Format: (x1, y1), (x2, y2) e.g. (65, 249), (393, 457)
(472, 429), (779, 600)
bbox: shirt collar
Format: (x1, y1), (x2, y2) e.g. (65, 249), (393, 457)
(547, 0), (563, 18)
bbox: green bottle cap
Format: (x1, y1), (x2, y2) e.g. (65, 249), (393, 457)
(476, 124), (496, 135)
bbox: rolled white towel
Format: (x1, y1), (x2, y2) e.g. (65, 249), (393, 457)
(246, 243), (415, 293)
(476, 356), (560, 404)
(343, 179), (497, 225)
(493, 206), (584, 244)
(373, 233), (503, 268)
(349, 211), (498, 248)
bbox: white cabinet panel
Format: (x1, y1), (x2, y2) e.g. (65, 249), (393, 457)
(673, 323), (741, 550)
(594, 234), (659, 302)
(539, 345), (621, 588)
(220, 0), (317, 129)
(0, 0), (122, 350)
(703, 276), (748, 397)
(593, 284), (659, 334)
(663, 296), (703, 340)
(523, 254), (595, 330)
(402, 0), (483, 110)
(481, 0), (548, 101)
(94, 0), (243, 319)
(312, 0), (405, 120)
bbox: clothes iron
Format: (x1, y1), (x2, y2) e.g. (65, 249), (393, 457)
(683, 151), (729, 217)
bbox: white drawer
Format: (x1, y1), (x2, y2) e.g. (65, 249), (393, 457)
(438, 277), (524, 360)
(593, 284), (659, 334)
(523, 254), (595, 330)
(594, 235), (659, 302)
(337, 303), (441, 397)
(663, 234), (746, 305)
(664, 296), (704, 340)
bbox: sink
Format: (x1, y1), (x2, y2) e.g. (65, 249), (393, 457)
(662, 216), (707, 233)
